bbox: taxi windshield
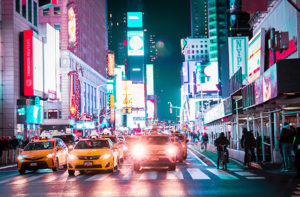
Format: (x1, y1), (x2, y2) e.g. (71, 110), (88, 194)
(105, 136), (117, 143)
(24, 141), (54, 150)
(53, 135), (74, 144)
(140, 136), (169, 145)
(175, 134), (185, 141)
(75, 140), (110, 149)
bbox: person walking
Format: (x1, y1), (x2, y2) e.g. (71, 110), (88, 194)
(215, 132), (230, 170)
(241, 128), (256, 167)
(10, 136), (19, 163)
(293, 128), (300, 178)
(279, 122), (295, 171)
(201, 133), (209, 152)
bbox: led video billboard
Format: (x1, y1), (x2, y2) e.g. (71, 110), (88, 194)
(131, 83), (145, 109)
(128, 31), (144, 56)
(127, 12), (143, 28)
(146, 64), (154, 96)
(195, 62), (219, 92)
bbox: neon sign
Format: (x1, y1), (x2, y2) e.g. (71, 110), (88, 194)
(269, 36), (297, 65)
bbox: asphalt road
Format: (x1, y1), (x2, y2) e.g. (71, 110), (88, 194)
(0, 148), (299, 197)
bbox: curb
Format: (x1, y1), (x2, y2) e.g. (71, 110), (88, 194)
(0, 164), (17, 170)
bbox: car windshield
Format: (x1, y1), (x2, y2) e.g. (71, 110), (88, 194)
(24, 141), (54, 150)
(175, 134), (184, 141)
(53, 135), (74, 144)
(105, 136), (117, 143)
(140, 136), (169, 145)
(75, 140), (110, 149)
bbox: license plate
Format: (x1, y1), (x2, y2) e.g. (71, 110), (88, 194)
(84, 161), (93, 167)
(30, 163), (37, 166)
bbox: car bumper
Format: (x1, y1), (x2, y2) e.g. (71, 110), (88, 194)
(68, 158), (114, 171)
(134, 156), (176, 167)
(18, 158), (54, 170)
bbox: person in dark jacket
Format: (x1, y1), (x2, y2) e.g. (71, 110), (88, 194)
(241, 129), (256, 167)
(293, 128), (300, 178)
(215, 132), (230, 170)
(279, 122), (295, 171)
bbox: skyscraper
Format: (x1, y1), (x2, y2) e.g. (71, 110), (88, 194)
(190, 0), (209, 38)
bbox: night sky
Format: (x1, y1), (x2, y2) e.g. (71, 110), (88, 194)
(108, 0), (190, 121)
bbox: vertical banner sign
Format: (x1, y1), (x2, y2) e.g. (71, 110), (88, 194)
(23, 30), (34, 96)
(109, 95), (115, 123)
(68, 71), (80, 118)
(67, 3), (78, 49)
(107, 51), (115, 77)
(228, 37), (248, 79)
(146, 64), (154, 95)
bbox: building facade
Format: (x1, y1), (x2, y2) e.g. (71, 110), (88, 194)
(183, 38), (210, 62)
(190, 0), (208, 38)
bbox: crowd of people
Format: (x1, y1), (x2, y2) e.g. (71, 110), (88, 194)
(0, 136), (29, 165)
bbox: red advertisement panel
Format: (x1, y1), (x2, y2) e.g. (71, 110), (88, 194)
(23, 30), (34, 96)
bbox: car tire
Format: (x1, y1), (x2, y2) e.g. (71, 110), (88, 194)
(169, 163), (176, 171)
(19, 169), (25, 175)
(68, 170), (75, 176)
(52, 158), (59, 172)
(133, 163), (140, 172)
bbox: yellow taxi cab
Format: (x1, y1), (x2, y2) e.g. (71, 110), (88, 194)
(172, 131), (188, 159)
(17, 136), (68, 175)
(67, 135), (119, 175)
(132, 134), (177, 171)
(170, 136), (184, 162)
(102, 134), (125, 162)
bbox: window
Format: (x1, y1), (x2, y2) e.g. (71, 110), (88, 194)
(44, 112), (47, 119)
(205, 50), (208, 53)
(28, 0), (32, 22)
(201, 45), (203, 48)
(192, 45), (194, 48)
(33, 2), (37, 26)
(201, 50), (203, 53)
(43, 8), (50, 16)
(22, 0), (26, 18)
(192, 50), (194, 54)
(196, 50), (199, 53)
(16, 0), (20, 13)
(48, 109), (58, 119)
(54, 24), (61, 32)
(58, 110), (62, 119)
(53, 7), (60, 15)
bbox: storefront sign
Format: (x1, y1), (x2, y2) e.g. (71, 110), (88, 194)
(23, 30), (34, 96)
(269, 36), (297, 65)
(228, 37), (248, 79)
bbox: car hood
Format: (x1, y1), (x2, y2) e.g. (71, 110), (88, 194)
(70, 149), (111, 156)
(21, 149), (54, 158)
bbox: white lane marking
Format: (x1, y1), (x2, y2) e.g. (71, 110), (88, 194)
(228, 168), (243, 172)
(187, 168), (210, 180)
(11, 174), (44, 184)
(166, 170), (184, 180)
(85, 174), (110, 181)
(139, 171), (158, 180)
(246, 176), (265, 179)
(234, 171), (256, 176)
(294, 191), (300, 195)
(0, 173), (19, 183)
(44, 171), (68, 183)
(0, 164), (17, 170)
(119, 168), (133, 180)
(207, 169), (238, 180)
(187, 149), (208, 166)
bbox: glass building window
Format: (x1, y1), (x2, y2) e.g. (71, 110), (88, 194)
(28, 0), (32, 22)
(44, 112), (47, 119)
(43, 8), (50, 16)
(33, 2), (37, 26)
(54, 24), (61, 32)
(58, 110), (62, 119)
(48, 110), (58, 119)
(22, 0), (27, 19)
(16, 0), (20, 13)
(53, 7), (60, 15)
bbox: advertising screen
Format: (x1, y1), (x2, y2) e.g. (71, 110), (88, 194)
(17, 105), (42, 124)
(248, 29), (265, 83)
(68, 5), (77, 49)
(195, 62), (219, 92)
(262, 65), (277, 102)
(182, 61), (189, 83)
(228, 37), (248, 79)
(23, 30), (44, 97)
(131, 83), (145, 109)
(146, 64), (154, 96)
(128, 31), (144, 56)
(122, 80), (133, 108)
(127, 12), (143, 27)
(115, 68), (123, 110)
(254, 77), (263, 105)
(107, 51), (115, 77)
(147, 100), (155, 119)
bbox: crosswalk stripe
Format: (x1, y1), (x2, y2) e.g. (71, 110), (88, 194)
(85, 174), (110, 181)
(44, 171), (68, 182)
(11, 174), (44, 185)
(187, 168), (210, 180)
(295, 191), (300, 195)
(0, 173), (19, 183)
(166, 170), (184, 180)
(119, 168), (133, 180)
(234, 171), (256, 176)
(228, 168), (243, 172)
(139, 171), (158, 180)
(246, 177), (265, 179)
(207, 169), (238, 180)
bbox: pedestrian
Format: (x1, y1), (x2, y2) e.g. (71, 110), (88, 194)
(201, 133), (209, 152)
(10, 136), (19, 163)
(241, 128), (256, 167)
(215, 132), (230, 170)
(2, 137), (9, 165)
(279, 122), (295, 171)
(293, 127), (300, 178)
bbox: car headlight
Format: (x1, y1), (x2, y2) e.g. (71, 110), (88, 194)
(68, 154), (77, 160)
(101, 154), (111, 159)
(124, 146), (128, 152)
(18, 155), (26, 161)
(68, 145), (74, 149)
(167, 146), (176, 155)
(47, 152), (55, 158)
(133, 145), (145, 158)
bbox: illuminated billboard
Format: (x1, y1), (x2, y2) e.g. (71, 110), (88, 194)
(248, 29), (265, 83)
(195, 62), (219, 92)
(107, 51), (115, 77)
(68, 4), (77, 49)
(146, 64), (154, 95)
(147, 100), (155, 119)
(22, 30), (44, 97)
(122, 80), (133, 108)
(131, 83), (145, 109)
(127, 12), (143, 27)
(128, 31), (144, 56)
(109, 94), (115, 123)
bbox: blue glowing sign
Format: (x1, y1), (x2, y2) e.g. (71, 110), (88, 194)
(127, 12), (143, 28)
(128, 31), (144, 56)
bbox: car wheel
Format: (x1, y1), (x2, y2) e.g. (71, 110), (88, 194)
(18, 169), (25, 175)
(169, 163), (176, 171)
(52, 158), (59, 172)
(133, 163), (140, 171)
(68, 170), (75, 176)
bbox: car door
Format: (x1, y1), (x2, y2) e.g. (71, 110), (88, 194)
(59, 139), (68, 164)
